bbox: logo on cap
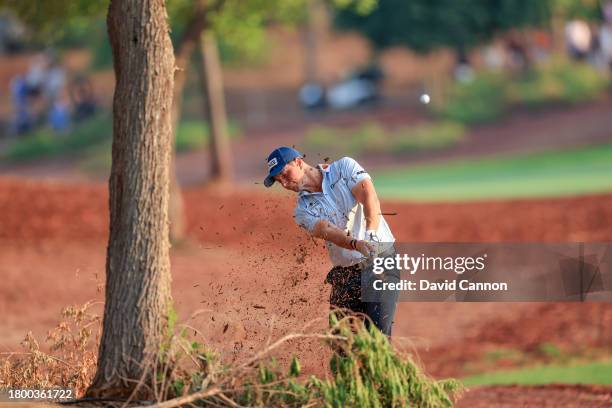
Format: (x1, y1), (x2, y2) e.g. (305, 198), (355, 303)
(267, 157), (278, 170)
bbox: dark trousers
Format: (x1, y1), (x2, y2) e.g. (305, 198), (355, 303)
(325, 249), (400, 336)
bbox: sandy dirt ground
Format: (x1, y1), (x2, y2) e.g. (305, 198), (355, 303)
(1, 177), (612, 405)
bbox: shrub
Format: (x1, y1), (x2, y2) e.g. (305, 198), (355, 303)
(0, 302), (100, 396)
(168, 315), (462, 407)
(4, 114), (112, 162)
(175, 119), (242, 153)
(510, 60), (609, 107)
(3, 116), (241, 163)
(305, 121), (466, 158)
(394, 121), (465, 153)
(551, 61), (608, 103)
(435, 74), (508, 124)
(1, 307), (462, 406)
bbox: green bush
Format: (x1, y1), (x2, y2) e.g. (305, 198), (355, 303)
(3, 116), (240, 163)
(4, 114), (112, 161)
(551, 61), (608, 103)
(175, 119), (241, 153)
(305, 121), (466, 157)
(349, 122), (390, 154)
(180, 316), (462, 407)
(436, 74), (508, 124)
(437, 60), (609, 123)
(394, 121), (465, 153)
(511, 60), (609, 107)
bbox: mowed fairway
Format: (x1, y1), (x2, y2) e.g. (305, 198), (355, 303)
(463, 361), (612, 386)
(373, 143), (612, 201)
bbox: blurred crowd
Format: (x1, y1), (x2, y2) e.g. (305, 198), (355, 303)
(565, 4), (612, 70)
(9, 50), (97, 136)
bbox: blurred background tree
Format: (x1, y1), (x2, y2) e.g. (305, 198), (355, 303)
(334, 0), (551, 58)
(0, 0), (377, 242)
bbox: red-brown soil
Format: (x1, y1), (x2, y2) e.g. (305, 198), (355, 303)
(1, 177), (612, 405)
(457, 385), (612, 407)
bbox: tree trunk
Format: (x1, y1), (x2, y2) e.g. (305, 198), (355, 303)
(167, 3), (208, 243)
(87, 0), (174, 399)
(302, 0), (326, 83)
(197, 30), (233, 182)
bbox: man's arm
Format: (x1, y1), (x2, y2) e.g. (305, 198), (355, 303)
(351, 178), (381, 232)
(311, 220), (374, 257)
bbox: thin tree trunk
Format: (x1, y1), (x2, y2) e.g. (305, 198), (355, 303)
(87, 0), (174, 399)
(302, 0), (326, 83)
(167, 3), (209, 243)
(197, 30), (232, 182)
(167, 0), (227, 241)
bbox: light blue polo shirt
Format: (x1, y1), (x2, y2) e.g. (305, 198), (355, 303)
(294, 157), (395, 267)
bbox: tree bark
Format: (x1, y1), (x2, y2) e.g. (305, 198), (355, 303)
(197, 30), (233, 182)
(87, 0), (174, 399)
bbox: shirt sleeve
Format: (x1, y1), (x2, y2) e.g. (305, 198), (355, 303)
(338, 156), (371, 190)
(294, 206), (318, 234)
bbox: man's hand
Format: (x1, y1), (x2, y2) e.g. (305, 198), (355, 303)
(355, 240), (375, 258)
(313, 221), (377, 257)
(365, 229), (383, 255)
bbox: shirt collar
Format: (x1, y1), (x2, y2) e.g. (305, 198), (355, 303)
(298, 164), (330, 197)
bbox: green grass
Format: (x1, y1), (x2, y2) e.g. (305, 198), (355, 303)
(2, 116), (240, 164)
(463, 361), (612, 386)
(372, 143), (612, 201)
(3, 114), (112, 161)
(176, 119), (241, 152)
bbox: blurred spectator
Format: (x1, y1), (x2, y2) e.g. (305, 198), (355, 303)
(531, 30), (552, 63)
(0, 13), (25, 54)
(505, 34), (530, 74)
(44, 52), (66, 102)
(69, 74), (97, 121)
(453, 48), (475, 83)
(601, 2), (612, 72)
(483, 44), (505, 71)
(9, 49), (71, 135)
(48, 96), (71, 133)
(24, 53), (48, 97)
(604, 1), (612, 23)
(565, 20), (593, 60)
(9, 75), (32, 135)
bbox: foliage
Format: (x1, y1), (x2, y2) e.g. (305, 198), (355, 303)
(309, 314), (461, 407)
(3, 114), (241, 164)
(435, 60), (609, 123)
(162, 315), (462, 407)
(395, 121), (466, 152)
(176, 119), (242, 152)
(510, 60), (610, 107)
(170, 0), (375, 66)
(0, 0), (107, 44)
(0, 302), (101, 397)
(2, 114), (111, 162)
(552, 0), (603, 20)
(305, 120), (466, 157)
(334, 0), (551, 53)
(0, 304), (460, 406)
(435, 74), (508, 124)
(0, 0), (376, 66)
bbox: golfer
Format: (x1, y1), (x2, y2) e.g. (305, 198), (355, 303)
(264, 146), (399, 336)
